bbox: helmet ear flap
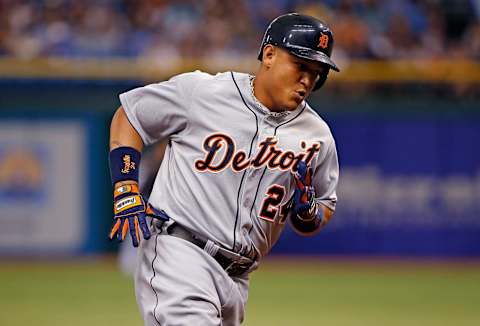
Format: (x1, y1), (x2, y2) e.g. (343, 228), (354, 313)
(313, 68), (330, 91)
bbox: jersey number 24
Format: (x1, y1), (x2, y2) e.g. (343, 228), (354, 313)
(259, 184), (289, 224)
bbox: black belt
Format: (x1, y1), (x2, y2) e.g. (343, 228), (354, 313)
(163, 222), (255, 277)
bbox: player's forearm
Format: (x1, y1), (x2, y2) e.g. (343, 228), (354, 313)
(318, 204), (334, 227)
(110, 106), (144, 188)
(110, 106), (144, 151)
(291, 203), (334, 236)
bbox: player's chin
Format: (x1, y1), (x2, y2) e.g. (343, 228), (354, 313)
(286, 93), (304, 109)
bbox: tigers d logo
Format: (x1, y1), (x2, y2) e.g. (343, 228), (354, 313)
(318, 32), (329, 49)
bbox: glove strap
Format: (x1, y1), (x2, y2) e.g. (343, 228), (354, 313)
(109, 147), (141, 185)
(114, 194), (145, 216)
(296, 198), (319, 222)
(114, 183), (140, 199)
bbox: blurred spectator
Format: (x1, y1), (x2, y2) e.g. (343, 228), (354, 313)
(328, 0), (372, 59)
(0, 0), (478, 61)
(418, 1), (447, 59)
(464, 21), (480, 59)
(71, 3), (127, 57)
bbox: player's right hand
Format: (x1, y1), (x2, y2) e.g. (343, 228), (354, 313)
(109, 183), (168, 247)
(292, 161), (317, 219)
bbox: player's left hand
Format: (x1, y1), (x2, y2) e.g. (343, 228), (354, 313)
(109, 183), (168, 247)
(292, 161), (317, 219)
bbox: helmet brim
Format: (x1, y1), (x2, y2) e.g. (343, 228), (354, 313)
(287, 45), (340, 72)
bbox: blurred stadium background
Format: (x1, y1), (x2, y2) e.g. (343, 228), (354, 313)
(1, 0), (480, 325)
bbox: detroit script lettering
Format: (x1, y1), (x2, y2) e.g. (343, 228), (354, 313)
(195, 133), (320, 173)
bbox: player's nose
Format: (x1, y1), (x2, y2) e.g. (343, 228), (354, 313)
(299, 72), (316, 91)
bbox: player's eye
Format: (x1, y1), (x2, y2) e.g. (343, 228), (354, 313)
(297, 63), (306, 71)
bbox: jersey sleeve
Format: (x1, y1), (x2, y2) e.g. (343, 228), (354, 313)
(119, 72), (206, 145)
(313, 136), (339, 211)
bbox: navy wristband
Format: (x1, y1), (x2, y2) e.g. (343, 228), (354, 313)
(109, 147), (141, 185)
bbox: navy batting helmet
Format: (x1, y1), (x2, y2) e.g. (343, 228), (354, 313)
(258, 13), (339, 90)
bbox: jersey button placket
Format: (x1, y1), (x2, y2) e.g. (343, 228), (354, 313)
(241, 116), (268, 226)
(235, 115), (264, 250)
(255, 116), (271, 173)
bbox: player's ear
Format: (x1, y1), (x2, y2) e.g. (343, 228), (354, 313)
(262, 45), (276, 69)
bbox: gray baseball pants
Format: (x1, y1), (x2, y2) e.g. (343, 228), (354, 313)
(135, 228), (250, 326)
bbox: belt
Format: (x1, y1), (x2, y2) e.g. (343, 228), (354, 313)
(162, 222), (255, 277)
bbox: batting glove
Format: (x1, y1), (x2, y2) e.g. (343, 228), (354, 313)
(292, 161), (318, 220)
(109, 183), (168, 247)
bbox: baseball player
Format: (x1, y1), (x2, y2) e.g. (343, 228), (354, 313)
(108, 13), (340, 325)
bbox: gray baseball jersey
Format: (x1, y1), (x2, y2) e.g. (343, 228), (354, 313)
(120, 70), (339, 260)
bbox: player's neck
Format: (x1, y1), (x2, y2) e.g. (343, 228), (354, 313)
(253, 74), (285, 112)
